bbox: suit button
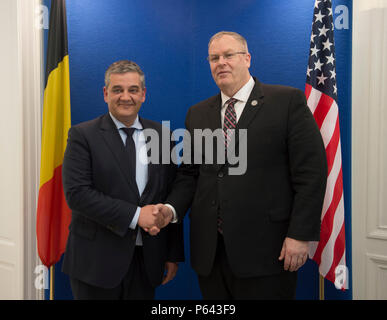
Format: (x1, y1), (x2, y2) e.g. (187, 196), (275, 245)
(218, 172), (224, 178)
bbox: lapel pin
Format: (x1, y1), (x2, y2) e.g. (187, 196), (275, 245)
(251, 100), (258, 106)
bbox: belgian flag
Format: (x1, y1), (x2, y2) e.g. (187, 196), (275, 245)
(36, 0), (72, 267)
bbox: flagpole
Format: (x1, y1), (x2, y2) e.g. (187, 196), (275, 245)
(50, 265), (55, 300)
(319, 275), (324, 300)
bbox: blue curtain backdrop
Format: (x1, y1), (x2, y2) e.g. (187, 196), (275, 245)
(43, 0), (352, 300)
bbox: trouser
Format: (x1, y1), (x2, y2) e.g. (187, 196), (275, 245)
(198, 233), (298, 300)
(70, 246), (155, 300)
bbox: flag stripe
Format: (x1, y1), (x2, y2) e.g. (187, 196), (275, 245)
(320, 195), (345, 277)
(37, 165), (71, 266)
(40, 56), (71, 187)
(313, 93), (334, 129)
(319, 100), (338, 148)
(325, 224), (346, 285)
(305, 83), (312, 100)
(45, 0), (69, 87)
(306, 85), (322, 114)
(320, 140), (342, 222)
(314, 169), (344, 266)
(324, 116), (340, 175)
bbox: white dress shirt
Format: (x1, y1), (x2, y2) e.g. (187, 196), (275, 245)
(220, 76), (255, 126)
(110, 113), (148, 245)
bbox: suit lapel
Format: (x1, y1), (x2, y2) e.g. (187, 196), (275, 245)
(227, 78), (265, 157)
(236, 79), (264, 130)
(99, 114), (140, 199)
(206, 94), (222, 131)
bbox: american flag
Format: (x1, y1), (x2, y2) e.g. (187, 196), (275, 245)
(305, 0), (347, 290)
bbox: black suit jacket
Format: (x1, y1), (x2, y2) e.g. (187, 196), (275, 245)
(62, 113), (184, 289)
(167, 78), (327, 278)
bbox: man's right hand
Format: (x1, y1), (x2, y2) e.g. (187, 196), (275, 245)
(148, 204), (174, 236)
(154, 204), (173, 228)
(140, 204), (174, 236)
(138, 204), (173, 235)
(138, 205), (160, 230)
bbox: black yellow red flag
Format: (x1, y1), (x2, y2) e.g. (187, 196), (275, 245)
(37, 0), (71, 267)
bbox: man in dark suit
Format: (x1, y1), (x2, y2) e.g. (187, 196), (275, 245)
(158, 31), (327, 299)
(62, 60), (184, 300)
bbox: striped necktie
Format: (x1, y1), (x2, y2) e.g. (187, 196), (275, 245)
(218, 98), (238, 234)
(223, 98), (238, 149)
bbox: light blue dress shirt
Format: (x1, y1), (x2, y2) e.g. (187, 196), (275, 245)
(109, 113), (148, 245)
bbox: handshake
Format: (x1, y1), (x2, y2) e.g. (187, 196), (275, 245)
(138, 204), (174, 236)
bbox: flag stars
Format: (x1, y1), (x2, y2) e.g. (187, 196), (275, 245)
(322, 38), (333, 51)
(315, 10), (325, 23)
(311, 32), (317, 43)
(307, 66), (313, 77)
(310, 44), (320, 57)
(318, 24), (329, 37)
(307, 1), (338, 99)
(326, 53), (335, 65)
(317, 73), (328, 85)
(314, 58), (324, 71)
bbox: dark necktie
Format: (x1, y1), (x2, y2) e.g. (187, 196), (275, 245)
(223, 98), (238, 150)
(218, 98), (238, 234)
(121, 127), (136, 181)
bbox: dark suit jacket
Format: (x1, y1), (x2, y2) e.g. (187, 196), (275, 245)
(62, 113), (184, 289)
(167, 78), (327, 278)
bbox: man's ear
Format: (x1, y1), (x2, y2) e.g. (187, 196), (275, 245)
(103, 86), (108, 102)
(245, 52), (251, 69)
(141, 87), (146, 103)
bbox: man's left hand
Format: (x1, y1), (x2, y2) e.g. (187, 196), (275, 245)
(278, 237), (309, 272)
(162, 262), (178, 285)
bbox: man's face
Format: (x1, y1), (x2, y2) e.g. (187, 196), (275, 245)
(103, 72), (146, 126)
(208, 35), (251, 96)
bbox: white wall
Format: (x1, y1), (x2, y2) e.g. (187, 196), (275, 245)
(352, 0), (387, 299)
(0, 0), (25, 300)
(0, 0), (43, 300)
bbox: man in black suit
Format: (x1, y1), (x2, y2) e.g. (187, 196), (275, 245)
(62, 60), (184, 300)
(159, 31), (327, 299)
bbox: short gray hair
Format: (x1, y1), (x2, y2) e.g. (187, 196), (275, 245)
(208, 31), (249, 52)
(104, 60), (145, 89)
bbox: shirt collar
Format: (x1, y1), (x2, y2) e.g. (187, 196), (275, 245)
(109, 112), (143, 130)
(221, 76), (255, 108)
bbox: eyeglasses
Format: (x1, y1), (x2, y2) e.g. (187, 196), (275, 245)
(207, 52), (246, 63)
